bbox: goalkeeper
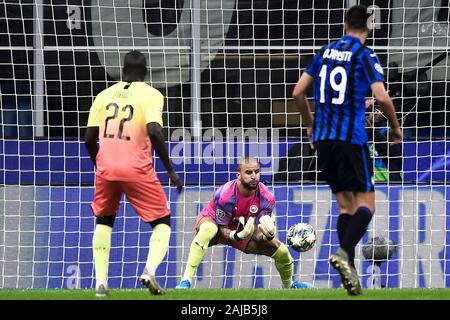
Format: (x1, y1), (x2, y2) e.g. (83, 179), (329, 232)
(176, 156), (313, 289)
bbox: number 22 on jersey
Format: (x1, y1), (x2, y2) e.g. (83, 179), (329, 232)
(103, 103), (134, 140)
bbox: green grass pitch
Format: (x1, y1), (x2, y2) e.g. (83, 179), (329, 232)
(0, 288), (449, 300)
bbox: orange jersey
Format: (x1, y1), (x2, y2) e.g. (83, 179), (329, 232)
(87, 81), (164, 181)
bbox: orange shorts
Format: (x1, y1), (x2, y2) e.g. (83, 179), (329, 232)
(195, 214), (250, 253)
(91, 174), (169, 223)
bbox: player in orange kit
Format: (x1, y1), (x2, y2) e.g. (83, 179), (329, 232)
(84, 50), (182, 297)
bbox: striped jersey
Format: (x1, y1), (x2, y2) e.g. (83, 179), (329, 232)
(87, 81), (164, 181)
(305, 34), (385, 145)
(199, 180), (275, 230)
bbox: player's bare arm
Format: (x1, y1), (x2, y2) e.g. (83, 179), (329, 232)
(292, 72), (315, 148)
(85, 127), (99, 167)
(292, 72), (314, 127)
(217, 225), (232, 240)
(370, 82), (403, 144)
(147, 122), (183, 192)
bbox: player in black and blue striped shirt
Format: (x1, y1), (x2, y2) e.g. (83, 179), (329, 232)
(292, 5), (402, 296)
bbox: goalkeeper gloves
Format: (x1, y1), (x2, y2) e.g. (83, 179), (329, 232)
(229, 216), (255, 241)
(258, 215), (276, 241)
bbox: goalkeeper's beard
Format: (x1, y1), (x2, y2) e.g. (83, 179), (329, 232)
(241, 179), (258, 191)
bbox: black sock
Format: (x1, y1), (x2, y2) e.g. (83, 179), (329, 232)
(337, 213), (352, 246)
(341, 207), (373, 268)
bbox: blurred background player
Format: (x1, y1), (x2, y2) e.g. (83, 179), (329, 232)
(365, 98), (403, 182)
(85, 50), (183, 297)
(176, 156), (313, 290)
(292, 5), (402, 295)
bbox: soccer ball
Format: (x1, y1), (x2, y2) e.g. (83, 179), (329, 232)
(287, 223), (316, 252)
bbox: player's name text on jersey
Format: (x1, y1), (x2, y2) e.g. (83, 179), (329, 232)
(322, 48), (353, 62)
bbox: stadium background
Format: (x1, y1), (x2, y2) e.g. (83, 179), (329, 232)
(1, 0), (449, 290)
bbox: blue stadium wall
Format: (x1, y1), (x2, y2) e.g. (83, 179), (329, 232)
(1, 140), (450, 185)
(1, 141), (449, 289)
(25, 184), (450, 289)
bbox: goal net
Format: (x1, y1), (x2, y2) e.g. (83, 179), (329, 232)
(0, 0), (448, 289)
